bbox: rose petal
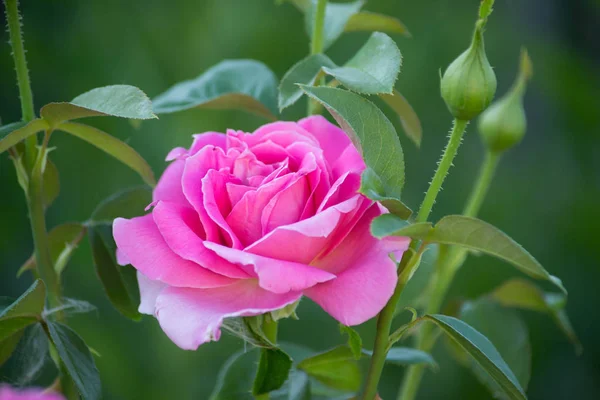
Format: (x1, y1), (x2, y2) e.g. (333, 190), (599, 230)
(227, 174), (294, 246)
(204, 242), (336, 294)
(247, 195), (365, 265)
(153, 201), (249, 278)
(250, 122), (319, 147)
(153, 159), (188, 205)
(225, 182), (255, 206)
(261, 174), (310, 235)
(113, 215), (235, 288)
(137, 272), (166, 315)
(182, 147), (234, 244)
(331, 143), (365, 180)
(201, 170), (242, 248)
(305, 206), (410, 325)
(250, 140), (289, 165)
(165, 147), (187, 161)
(317, 171), (362, 213)
(189, 132), (227, 155)
(285, 142), (331, 219)
(116, 247), (130, 265)
(0, 385), (65, 400)
(232, 149), (274, 182)
(155, 281), (301, 350)
(260, 159), (290, 186)
(298, 115), (352, 165)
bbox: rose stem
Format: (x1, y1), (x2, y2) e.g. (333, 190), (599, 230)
(361, 118), (469, 400)
(307, 0), (327, 115)
(4, 0), (62, 309)
(397, 149), (500, 400)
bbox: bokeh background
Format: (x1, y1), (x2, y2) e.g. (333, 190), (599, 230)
(1, 0), (598, 399)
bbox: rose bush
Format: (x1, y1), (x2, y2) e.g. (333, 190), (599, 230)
(0, 386), (64, 400)
(113, 116), (409, 350)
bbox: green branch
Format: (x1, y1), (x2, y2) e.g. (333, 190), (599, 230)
(307, 0), (327, 116)
(310, 0), (327, 55)
(362, 119), (468, 400)
(4, 0), (37, 168)
(416, 119), (469, 223)
(397, 150), (501, 400)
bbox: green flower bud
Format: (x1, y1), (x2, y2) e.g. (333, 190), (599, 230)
(441, 5), (497, 121)
(478, 49), (533, 153)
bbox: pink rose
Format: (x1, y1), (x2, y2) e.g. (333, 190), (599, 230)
(0, 386), (65, 400)
(114, 116), (409, 350)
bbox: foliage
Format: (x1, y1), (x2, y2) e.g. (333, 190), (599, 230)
(0, 0), (579, 399)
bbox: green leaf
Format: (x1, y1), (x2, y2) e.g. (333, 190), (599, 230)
(278, 54), (336, 111)
(7, 145), (60, 208)
(430, 216), (561, 289)
(388, 315), (422, 348)
(0, 329), (24, 366)
(8, 145), (29, 194)
(43, 158), (60, 209)
(0, 317), (38, 343)
(50, 224), (86, 276)
(152, 60), (278, 120)
(380, 90), (422, 147)
(362, 347), (437, 370)
(0, 324), (50, 383)
(305, 0), (365, 51)
(40, 85), (156, 128)
(241, 315), (276, 347)
(339, 325), (362, 360)
(322, 32), (401, 94)
(458, 299), (531, 396)
(89, 224), (141, 321)
(376, 214), (566, 294)
(424, 314), (527, 400)
(253, 348), (293, 395)
(490, 279), (581, 353)
(270, 299), (300, 322)
(300, 86), (405, 200)
(345, 11), (411, 37)
(359, 168), (412, 219)
(0, 280), (46, 321)
(386, 347), (437, 369)
(56, 122), (156, 186)
(0, 120), (27, 140)
(429, 216), (566, 293)
(210, 349), (258, 400)
(370, 214), (432, 239)
(18, 223), (86, 277)
(46, 322), (101, 400)
(90, 186), (152, 224)
(0, 119), (49, 154)
(0, 297), (14, 315)
(297, 346), (361, 392)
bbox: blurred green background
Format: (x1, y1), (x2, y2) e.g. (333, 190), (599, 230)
(1, 0), (599, 399)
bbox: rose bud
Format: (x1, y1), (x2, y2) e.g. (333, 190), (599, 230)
(441, 18), (497, 121)
(478, 49), (533, 153)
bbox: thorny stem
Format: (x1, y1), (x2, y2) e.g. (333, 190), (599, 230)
(362, 119), (469, 400)
(397, 149), (501, 400)
(416, 119), (469, 223)
(4, 0), (36, 169)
